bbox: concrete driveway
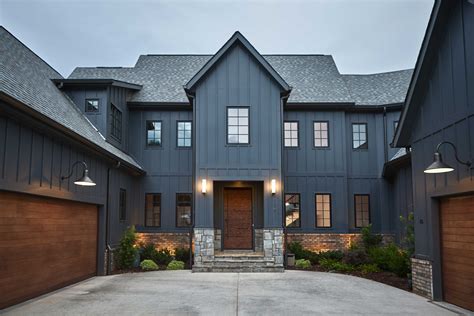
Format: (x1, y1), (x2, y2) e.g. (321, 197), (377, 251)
(3, 271), (458, 315)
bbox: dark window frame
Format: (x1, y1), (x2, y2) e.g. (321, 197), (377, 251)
(145, 193), (161, 227)
(119, 188), (126, 222)
(226, 106), (250, 145)
(354, 194), (371, 228)
(284, 121), (299, 148)
(313, 121), (330, 148)
(146, 120), (162, 148)
(285, 193), (301, 228)
(110, 103), (122, 142)
(176, 121), (192, 148)
(352, 123), (368, 150)
(175, 193), (193, 228)
(85, 98), (100, 113)
(315, 193), (332, 228)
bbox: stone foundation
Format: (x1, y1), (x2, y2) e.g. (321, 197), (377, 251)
(193, 228), (215, 271)
(135, 232), (191, 253)
(286, 233), (394, 252)
(411, 258), (433, 299)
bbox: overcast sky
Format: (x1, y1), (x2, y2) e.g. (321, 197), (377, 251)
(0, 0), (433, 77)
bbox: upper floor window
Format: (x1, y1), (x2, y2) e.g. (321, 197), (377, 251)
(227, 107), (249, 144)
(285, 193), (301, 228)
(110, 104), (122, 141)
(314, 121), (329, 148)
(177, 121), (192, 147)
(146, 121), (162, 147)
(315, 194), (331, 228)
(354, 194), (370, 228)
(352, 123), (367, 149)
(85, 99), (99, 113)
(119, 188), (126, 222)
(145, 193), (161, 227)
(176, 193), (192, 227)
(284, 121), (298, 147)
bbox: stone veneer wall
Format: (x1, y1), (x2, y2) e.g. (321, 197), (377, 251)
(411, 258), (433, 299)
(263, 228), (284, 266)
(286, 233), (394, 252)
(193, 228), (215, 271)
(214, 229), (221, 251)
(254, 229), (264, 252)
(135, 232), (191, 254)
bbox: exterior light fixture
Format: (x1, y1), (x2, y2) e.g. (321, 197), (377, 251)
(201, 179), (207, 194)
(424, 141), (472, 174)
(271, 179), (277, 195)
(61, 161), (96, 186)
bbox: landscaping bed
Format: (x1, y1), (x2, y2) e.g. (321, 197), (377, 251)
(112, 226), (191, 274)
(287, 223), (413, 292)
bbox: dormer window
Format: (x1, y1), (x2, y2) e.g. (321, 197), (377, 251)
(85, 99), (99, 113)
(110, 104), (122, 141)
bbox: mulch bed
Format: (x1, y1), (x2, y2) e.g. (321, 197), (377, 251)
(288, 266), (411, 292)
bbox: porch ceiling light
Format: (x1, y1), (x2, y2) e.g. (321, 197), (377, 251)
(271, 179), (277, 195)
(61, 161), (96, 186)
(424, 141), (472, 174)
(201, 179), (207, 194)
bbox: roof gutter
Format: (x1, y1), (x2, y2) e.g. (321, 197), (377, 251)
(0, 92), (145, 175)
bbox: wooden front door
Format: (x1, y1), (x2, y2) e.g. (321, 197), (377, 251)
(223, 188), (253, 249)
(440, 195), (474, 311)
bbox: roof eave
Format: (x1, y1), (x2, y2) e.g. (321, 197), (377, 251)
(52, 78), (142, 91)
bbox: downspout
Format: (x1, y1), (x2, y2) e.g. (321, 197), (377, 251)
(187, 92), (196, 268)
(105, 161), (121, 275)
(383, 106), (388, 162)
(281, 92), (290, 268)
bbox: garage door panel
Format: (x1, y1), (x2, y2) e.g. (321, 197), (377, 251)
(441, 195), (474, 311)
(0, 191), (98, 309)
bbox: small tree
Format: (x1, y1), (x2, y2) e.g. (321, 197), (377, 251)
(400, 212), (415, 257)
(116, 226), (138, 269)
(361, 224), (382, 249)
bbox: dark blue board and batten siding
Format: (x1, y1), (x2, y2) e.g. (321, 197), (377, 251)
(401, 0), (474, 284)
(128, 110), (193, 232)
(283, 110), (398, 234)
(194, 43), (284, 228)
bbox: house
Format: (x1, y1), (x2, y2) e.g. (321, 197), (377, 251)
(393, 0), (474, 311)
(0, 26), (412, 308)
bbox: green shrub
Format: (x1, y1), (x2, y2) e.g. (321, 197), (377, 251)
(361, 224), (383, 249)
(116, 226), (138, 269)
(358, 263), (380, 274)
(295, 259), (312, 269)
(287, 242), (319, 264)
(342, 248), (371, 266)
(154, 248), (174, 266)
(140, 259), (159, 271)
(167, 260), (185, 270)
(368, 243), (410, 277)
(319, 258), (354, 272)
(174, 247), (190, 264)
(140, 243), (159, 262)
(318, 250), (344, 262)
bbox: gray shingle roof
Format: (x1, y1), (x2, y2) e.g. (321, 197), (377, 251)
(70, 54), (411, 105)
(0, 27), (143, 171)
(343, 70), (413, 105)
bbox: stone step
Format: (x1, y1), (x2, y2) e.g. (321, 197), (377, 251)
(213, 256), (271, 262)
(193, 266), (284, 273)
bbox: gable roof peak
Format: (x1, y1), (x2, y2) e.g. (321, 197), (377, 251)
(184, 31), (291, 93)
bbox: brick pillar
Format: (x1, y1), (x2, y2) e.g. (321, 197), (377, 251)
(411, 258), (433, 299)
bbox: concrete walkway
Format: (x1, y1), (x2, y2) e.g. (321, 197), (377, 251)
(3, 271), (458, 315)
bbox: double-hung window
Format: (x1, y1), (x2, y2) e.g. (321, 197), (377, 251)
(314, 121), (329, 148)
(354, 194), (370, 228)
(110, 104), (122, 141)
(285, 193), (301, 228)
(177, 121), (192, 147)
(315, 194), (331, 228)
(145, 193), (161, 227)
(352, 123), (368, 149)
(284, 122), (298, 147)
(176, 193), (192, 227)
(146, 121), (162, 147)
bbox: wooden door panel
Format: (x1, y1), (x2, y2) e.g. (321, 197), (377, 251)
(223, 188), (252, 249)
(440, 195), (474, 311)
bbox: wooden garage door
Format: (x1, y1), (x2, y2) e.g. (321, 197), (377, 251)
(0, 191), (98, 309)
(440, 195), (474, 311)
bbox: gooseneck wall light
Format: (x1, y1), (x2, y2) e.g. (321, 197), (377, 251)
(61, 161), (96, 186)
(424, 141), (472, 174)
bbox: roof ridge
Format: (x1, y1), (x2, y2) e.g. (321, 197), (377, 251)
(341, 69), (413, 76)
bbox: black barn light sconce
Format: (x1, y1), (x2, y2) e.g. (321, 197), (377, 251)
(424, 141), (472, 174)
(61, 161), (96, 186)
